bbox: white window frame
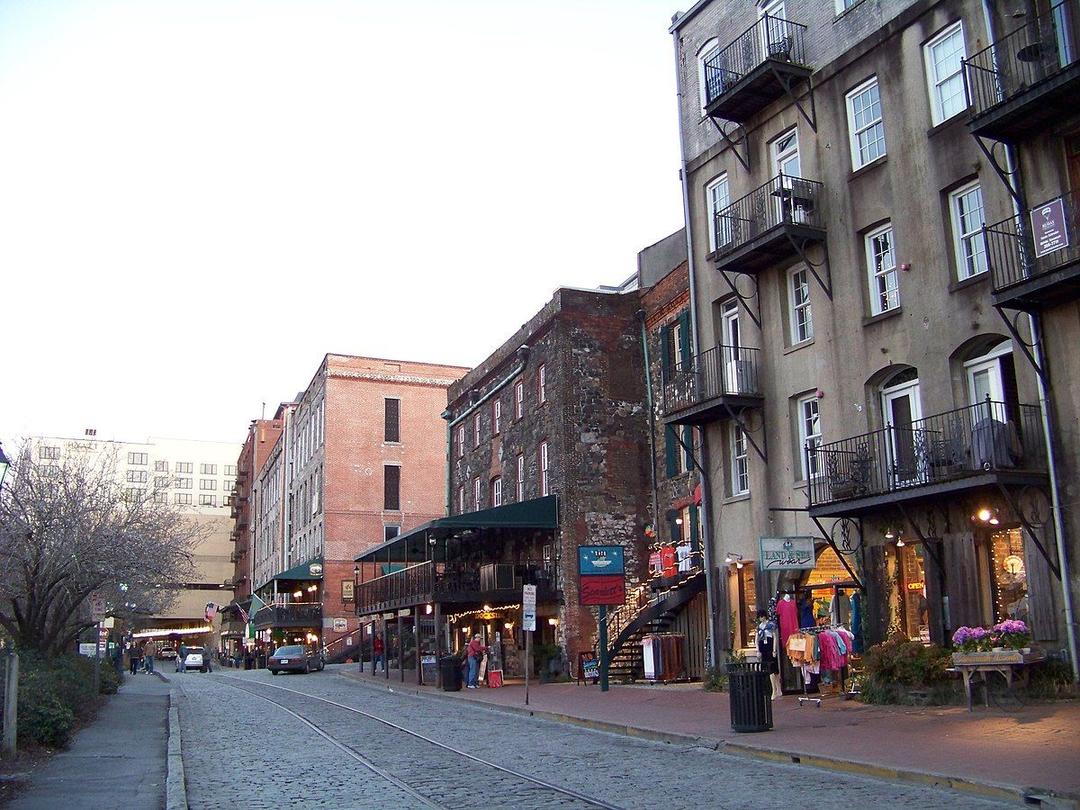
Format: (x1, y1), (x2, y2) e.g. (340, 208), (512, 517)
(457, 425), (465, 458)
(788, 266), (814, 344)
(473, 476), (481, 512)
(846, 77), (886, 170)
(491, 477), (502, 507)
(835, 0), (860, 13)
(473, 413), (481, 447)
(865, 224), (900, 315)
(458, 485), (466, 514)
(493, 399), (502, 435)
(538, 363), (547, 404)
(516, 454), (525, 501)
(798, 395), (822, 480)
(924, 21), (967, 126)
(731, 424), (750, 495)
(706, 174), (730, 252)
(540, 442), (550, 497)
(697, 38), (721, 114)
(515, 381), (524, 419)
(950, 182), (988, 280)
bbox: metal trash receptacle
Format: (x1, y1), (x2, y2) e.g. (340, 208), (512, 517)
(439, 656), (462, 691)
(727, 662), (773, 732)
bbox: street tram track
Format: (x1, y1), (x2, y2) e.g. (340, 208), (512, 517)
(217, 674), (626, 810)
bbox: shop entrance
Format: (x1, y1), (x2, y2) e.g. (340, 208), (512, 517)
(985, 527), (1029, 625)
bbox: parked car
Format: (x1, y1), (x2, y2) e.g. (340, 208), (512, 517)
(268, 645), (324, 675)
(178, 647), (212, 673)
(158, 647), (176, 661)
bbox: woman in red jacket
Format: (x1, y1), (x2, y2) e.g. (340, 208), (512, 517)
(465, 634), (486, 688)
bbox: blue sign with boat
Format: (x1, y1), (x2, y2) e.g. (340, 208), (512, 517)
(578, 546), (625, 576)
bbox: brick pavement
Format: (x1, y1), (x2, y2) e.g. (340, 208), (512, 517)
(343, 666), (1080, 804)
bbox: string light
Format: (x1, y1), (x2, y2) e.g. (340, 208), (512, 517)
(447, 603), (520, 623)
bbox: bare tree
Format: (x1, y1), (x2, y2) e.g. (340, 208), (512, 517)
(0, 446), (202, 655)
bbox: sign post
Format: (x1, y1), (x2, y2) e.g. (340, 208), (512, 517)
(578, 546), (625, 694)
(522, 584), (537, 706)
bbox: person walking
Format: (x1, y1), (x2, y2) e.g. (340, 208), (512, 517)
(143, 643), (155, 674)
(372, 633), (385, 673)
(178, 643), (188, 673)
(465, 633), (486, 689)
(129, 643), (142, 675)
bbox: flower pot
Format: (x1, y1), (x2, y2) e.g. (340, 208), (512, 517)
(992, 647), (1005, 652)
(1021, 647), (1032, 654)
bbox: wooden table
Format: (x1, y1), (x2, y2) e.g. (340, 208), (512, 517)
(949, 652), (1045, 711)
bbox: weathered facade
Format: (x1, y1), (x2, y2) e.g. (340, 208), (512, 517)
(669, 0), (1078, 673)
(230, 417), (284, 602)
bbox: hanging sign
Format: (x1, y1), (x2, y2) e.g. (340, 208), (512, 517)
(1031, 197), (1069, 258)
(578, 546), (624, 576)
(578, 545), (626, 606)
(522, 584), (537, 632)
(758, 537), (816, 571)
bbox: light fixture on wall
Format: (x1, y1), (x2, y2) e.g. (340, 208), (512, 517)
(974, 507), (1001, 526)
(725, 552), (745, 568)
(884, 528), (896, 540)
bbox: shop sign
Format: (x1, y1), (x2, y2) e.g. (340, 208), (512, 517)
(332, 617), (348, 633)
(522, 584), (537, 632)
(758, 537), (816, 571)
(78, 643), (97, 657)
(578, 545), (626, 606)
(581, 657), (599, 682)
(578, 546), (624, 576)
(89, 594), (106, 622)
(580, 575), (626, 606)
(309, 563), (323, 576)
(1031, 197), (1069, 257)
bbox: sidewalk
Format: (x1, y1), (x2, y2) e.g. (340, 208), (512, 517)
(9, 674), (170, 810)
(341, 666), (1080, 805)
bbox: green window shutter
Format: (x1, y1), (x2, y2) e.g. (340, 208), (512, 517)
(682, 425), (694, 472)
(689, 505), (700, 555)
(678, 310), (692, 367)
(661, 326), (672, 382)
(665, 425), (678, 477)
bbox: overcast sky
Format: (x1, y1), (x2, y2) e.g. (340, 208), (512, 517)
(0, 0), (684, 448)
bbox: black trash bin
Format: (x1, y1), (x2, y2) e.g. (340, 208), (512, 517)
(727, 662), (773, 732)
(439, 656), (462, 692)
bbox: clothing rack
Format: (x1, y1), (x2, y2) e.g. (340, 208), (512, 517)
(792, 623), (852, 707)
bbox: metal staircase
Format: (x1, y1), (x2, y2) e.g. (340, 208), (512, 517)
(603, 570), (706, 682)
(321, 632), (364, 665)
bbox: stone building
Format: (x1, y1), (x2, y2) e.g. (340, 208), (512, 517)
(667, 0), (1078, 677)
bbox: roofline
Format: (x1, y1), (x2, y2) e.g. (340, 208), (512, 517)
(669, 1), (710, 33)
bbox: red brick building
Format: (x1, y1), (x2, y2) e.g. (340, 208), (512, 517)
(230, 417), (284, 601)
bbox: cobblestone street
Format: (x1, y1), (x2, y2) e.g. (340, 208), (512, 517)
(176, 666), (1012, 809)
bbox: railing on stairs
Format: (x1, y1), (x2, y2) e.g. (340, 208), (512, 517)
(321, 631), (364, 664)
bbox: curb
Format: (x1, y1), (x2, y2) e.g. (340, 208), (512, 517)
(154, 671), (171, 684)
(166, 692), (187, 810)
(336, 670), (1078, 808)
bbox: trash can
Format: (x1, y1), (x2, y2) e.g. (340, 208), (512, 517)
(439, 656), (462, 692)
(727, 662), (773, 732)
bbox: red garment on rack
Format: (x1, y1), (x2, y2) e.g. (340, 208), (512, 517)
(777, 597), (798, 647)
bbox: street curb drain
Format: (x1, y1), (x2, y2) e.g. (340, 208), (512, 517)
(166, 691), (187, 810)
(336, 671), (1078, 808)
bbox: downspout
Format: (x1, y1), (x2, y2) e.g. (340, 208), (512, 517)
(672, 21), (721, 669)
(980, 0), (1078, 681)
(638, 310), (661, 542)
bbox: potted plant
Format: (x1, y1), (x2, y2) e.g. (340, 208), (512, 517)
(991, 619), (1031, 652)
(952, 625), (992, 654)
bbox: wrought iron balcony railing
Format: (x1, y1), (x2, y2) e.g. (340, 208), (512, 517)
(808, 400), (1046, 510)
(703, 14), (809, 108)
(662, 344), (762, 419)
(964, 0), (1080, 123)
(712, 173), (824, 262)
(252, 601), (322, 628)
(983, 189), (1080, 296)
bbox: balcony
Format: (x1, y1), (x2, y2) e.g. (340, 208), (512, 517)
(703, 14), (811, 123)
(710, 174), (825, 273)
(252, 601), (322, 629)
(662, 344), (763, 425)
(808, 400), (1047, 517)
(356, 560), (559, 615)
(964, 0), (1080, 141)
(984, 190), (1080, 311)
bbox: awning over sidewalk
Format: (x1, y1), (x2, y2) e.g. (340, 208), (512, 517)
(270, 557), (324, 582)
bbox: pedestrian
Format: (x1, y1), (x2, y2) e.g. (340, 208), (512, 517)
(129, 643), (142, 675)
(372, 633), (385, 673)
(143, 643), (155, 674)
(465, 633), (486, 689)
(178, 643), (188, 673)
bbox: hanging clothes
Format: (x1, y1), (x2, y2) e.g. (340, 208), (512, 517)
(777, 597), (798, 647)
(829, 591), (851, 625)
(798, 597), (815, 629)
(850, 593), (863, 653)
(756, 620), (779, 674)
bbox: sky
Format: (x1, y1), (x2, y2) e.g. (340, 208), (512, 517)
(0, 0), (685, 447)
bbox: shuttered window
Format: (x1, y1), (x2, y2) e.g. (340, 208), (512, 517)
(383, 465), (400, 511)
(384, 398), (400, 443)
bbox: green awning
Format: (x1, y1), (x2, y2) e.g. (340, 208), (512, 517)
(270, 556), (324, 582)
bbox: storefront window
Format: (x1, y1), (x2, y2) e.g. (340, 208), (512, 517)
(897, 544), (928, 643)
(990, 528), (1028, 623)
(737, 563), (756, 648)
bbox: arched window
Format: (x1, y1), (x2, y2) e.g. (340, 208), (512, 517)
(697, 38), (721, 114)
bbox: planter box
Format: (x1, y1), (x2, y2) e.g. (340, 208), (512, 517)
(951, 650), (1041, 665)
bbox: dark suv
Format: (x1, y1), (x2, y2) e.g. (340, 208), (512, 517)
(267, 645), (324, 675)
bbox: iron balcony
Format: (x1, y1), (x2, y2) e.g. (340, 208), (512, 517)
(709, 173), (826, 273)
(983, 190), (1080, 311)
(702, 14), (812, 123)
(252, 602), (322, 629)
(661, 344), (763, 425)
(808, 400), (1047, 518)
(963, 0), (1080, 141)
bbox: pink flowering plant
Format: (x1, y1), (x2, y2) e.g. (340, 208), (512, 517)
(991, 619), (1031, 650)
(951, 625), (992, 653)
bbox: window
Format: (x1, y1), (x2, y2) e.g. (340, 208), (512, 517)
(153, 491), (168, 504)
(493, 399), (502, 435)
(199, 494), (217, 507)
(200, 464), (217, 475)
(706, 174), (730, 251)
(154, 476), (170, 488)
(154, 460), (168, 472)
(223, 495), (233, 507)
(473, 413), (481, 447)
(925, 22), (966, 125)
(41, 464), (60, 477)
(731, 424), (750, 495)
(383, 465), (400, 511)
(124, 488), (142, 502)
(865, 224), (899, 315)
(126, 470), (148, 483)
(697, 38), (721, 113)
(384, 398), (400, 443)
(514, 381), (524, 419)
(798, 395), (822, 480)
(538, 364), (547, 404)
(175, 493), (192, 505)
(224, 478), (234, 491)
(516, 454), (525, 501)
(39, 445), (60, 460)
(224, 464), (236, 476)
(473, 477), (481, 512)
(175, 462), (192, 474)
(457, 425), (465, 458)
(835, 0), (860, 12)
(846, 78), (886, 169)
(540, 442), (550, 497)
(789, 266), (813, 343)
(950, 183), (987, 280)
(491, 477), (502, 507)
(200, 478), (216, 490)
(458, 485), (466, 514)
(384, 525), (400, 542)
(128, 452), (147, 465)
(174, 477), (192, 489)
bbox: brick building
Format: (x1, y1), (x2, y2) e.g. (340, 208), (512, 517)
(230, 417), (285, 601)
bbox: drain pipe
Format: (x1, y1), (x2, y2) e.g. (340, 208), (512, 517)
(672, 21), (721, 670)
(637, 309), (662, 541)
(979, 0), (1078, 682)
